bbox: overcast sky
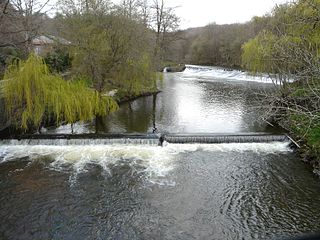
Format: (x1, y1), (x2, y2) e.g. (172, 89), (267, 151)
(173, 0), (290, 29)
(48, 0), (290, 29)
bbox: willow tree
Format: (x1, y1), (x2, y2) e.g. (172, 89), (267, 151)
(3, 54), (118, 131)
(114, 54), (158, 95)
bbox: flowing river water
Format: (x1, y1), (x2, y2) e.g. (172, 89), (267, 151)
(1, 66), (320, 239)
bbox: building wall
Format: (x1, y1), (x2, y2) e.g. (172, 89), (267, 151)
(33, 45), (54, 57)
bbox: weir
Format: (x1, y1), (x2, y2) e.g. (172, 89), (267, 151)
(162, 134), (288, 144)
(0, 133), (290, 146)
(0, 134), (160, 146)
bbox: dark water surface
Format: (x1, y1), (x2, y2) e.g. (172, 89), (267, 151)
(1, 67), (320, 240)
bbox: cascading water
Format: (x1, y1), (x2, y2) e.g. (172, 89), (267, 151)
(0, 138), (160, 146)
(163, 134), (288, 144)
(183, 65), (276, 83)
(0, 133), (290, 146)
(0, 140), (292, 186)
(0, 134), (293, 183)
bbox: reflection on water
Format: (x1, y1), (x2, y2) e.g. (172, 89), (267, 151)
(46, 67), (278, 134)
(90, 72), (277, 134)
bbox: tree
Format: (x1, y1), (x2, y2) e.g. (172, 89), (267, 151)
(184, 22), (255, 68)
(0, 0), (51, 76)
(137, 0), (150, 26)
(58, 0), (158, 95)
(150, 0), (180, 65)
(242, 1), (320, 82)
(3, 54), (118, 131)
(241, 0), (320, 154)
(0, 0), (51, 51)
(119, 0), (139, 19)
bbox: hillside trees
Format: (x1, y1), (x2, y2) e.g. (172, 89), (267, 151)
(242, 1), (320, 79)
(166, 22), (257, 68)
(242, 0), (320, 86)
(188, 23), (256, 68)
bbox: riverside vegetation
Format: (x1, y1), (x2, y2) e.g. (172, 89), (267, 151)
(3, 54), (118, 130)
(0, 0), (319, 170)
(241, 0), (320, 171)
(0, 0), (179, 131)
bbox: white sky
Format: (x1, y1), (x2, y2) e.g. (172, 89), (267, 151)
(173, 0), (290, 29)
(47, 0), (290, 29)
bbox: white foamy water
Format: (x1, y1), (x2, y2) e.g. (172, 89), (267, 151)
(0, 141), (292, 165)
(1, 138), (160, 146)
(182, 65), (276, 84)
(163, 141), (292, 154)
(0, 144), (175, 186)
(0, 142), (292, 186)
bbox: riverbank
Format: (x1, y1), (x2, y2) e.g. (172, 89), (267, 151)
(279, 120), (320, 176)
(116, 90), (161, 104)
(272, 83), (320, 176)
(0, 88), (162, 136)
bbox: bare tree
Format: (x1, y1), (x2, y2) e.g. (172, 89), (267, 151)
(137, 0), (149, 26)
(150, 0), (179, 64)
(120, 0), (139, 19)
(0, 0), (51, 51)
(0, 0), (10, 21)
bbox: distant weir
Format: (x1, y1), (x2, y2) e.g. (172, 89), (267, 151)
(0, 133), (291, 146)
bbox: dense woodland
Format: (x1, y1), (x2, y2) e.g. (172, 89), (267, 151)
(163, 17), (271, 68)
(164, 23), (255, 69)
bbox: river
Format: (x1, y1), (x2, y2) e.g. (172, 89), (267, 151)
(0, 66), (320, 239)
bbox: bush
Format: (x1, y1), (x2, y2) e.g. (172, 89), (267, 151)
(44, 48), (72, 73)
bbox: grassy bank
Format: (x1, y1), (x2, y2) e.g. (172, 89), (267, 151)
(282, 118), (320, 175)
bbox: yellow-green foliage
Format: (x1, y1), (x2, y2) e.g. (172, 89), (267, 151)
(242, 0), (320, 155)
(3, 54), (118, 130)
(114, 54), (158, 95)
(242, 31), (277, 73)
(289, 113), (320, 151)
(242, 0), (320, 74)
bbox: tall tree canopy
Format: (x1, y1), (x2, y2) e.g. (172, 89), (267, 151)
(57, 0), (160, 95)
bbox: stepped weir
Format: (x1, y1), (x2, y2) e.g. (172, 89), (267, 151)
(0, 133), (291, 146)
